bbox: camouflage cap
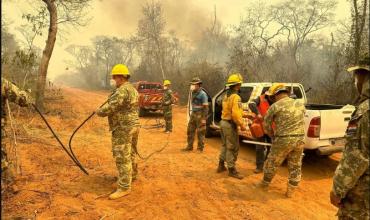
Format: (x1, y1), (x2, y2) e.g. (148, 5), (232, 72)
(190, 77), (202, 85)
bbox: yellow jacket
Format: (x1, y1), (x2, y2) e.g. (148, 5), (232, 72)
(221, 91), (244, 127)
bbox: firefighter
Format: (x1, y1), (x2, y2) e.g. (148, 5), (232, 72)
(162, 80), (174, 133)
(216, 73), (247, 179)
(248, 89), (274, 173)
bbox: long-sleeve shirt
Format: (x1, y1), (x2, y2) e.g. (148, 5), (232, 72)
(249, 95), (273, 115)
(97, 82), (140, 131)
(248, 96), (261, 115)
(162, 89), (173, 106)
(1, 78), (30, 109)
(332, 97), (369, 199)
(263, 96), (305, 137)
(221, 90), (244, 127)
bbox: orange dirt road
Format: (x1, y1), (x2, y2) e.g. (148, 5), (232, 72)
(2, 87), (341, 220)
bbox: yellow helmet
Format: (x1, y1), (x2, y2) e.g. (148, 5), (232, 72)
(111, 64), (130, 76)
(265, 83), (288, 96)
(163, 80), (171, 86)
(226, 73), (243, 86)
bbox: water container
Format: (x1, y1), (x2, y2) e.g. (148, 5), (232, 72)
(250, 120), (265, 138)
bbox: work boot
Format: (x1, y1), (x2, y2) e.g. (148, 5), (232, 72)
(255, 180), (270, 190)
(228, 167), (244, 179)
(253, 167), (263, 174)
(109, 188), (131, 200)
(286, 183), (298, 198)
(197, 148), (203, 152)
(216, 160), (227, 173)
(181, 147), (193, 152)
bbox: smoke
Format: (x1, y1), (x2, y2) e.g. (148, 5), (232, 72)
(98, 0), (218, 42)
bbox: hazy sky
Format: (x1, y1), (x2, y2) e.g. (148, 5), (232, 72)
(3, 0), (351, 80)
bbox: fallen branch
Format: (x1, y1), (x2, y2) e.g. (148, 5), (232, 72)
(6, 100), (21, 175)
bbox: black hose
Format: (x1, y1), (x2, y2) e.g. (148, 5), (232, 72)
(68, 100), (108, 172)
(134, 132), (170, 160)
(32, 104), (89, 175)
(69, 101), (169, 161)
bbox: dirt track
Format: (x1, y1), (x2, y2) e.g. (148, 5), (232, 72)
(2, 87), (341, 220)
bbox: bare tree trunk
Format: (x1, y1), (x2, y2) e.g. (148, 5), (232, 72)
(35, 0), (57, 111)
(352, 0), (368, 63)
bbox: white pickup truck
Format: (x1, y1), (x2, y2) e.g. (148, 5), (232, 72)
(188, 83), (355, 155)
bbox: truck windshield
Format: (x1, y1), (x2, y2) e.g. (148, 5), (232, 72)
(240, 87), (254, 102)
(138, 84), (163, 91)
(290, 86), (303, 99)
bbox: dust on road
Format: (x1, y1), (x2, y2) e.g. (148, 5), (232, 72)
(2, 87), (340, 220)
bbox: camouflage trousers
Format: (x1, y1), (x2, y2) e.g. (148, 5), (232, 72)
(1, 117), (12, 185)
(163, 105), (172, 132)
(263, 136), (304, 186)
(219, 120), (239, 168)
(111, 126), (140, 190)
(337, 173), (369, 220)
(187, 111), (206, 150)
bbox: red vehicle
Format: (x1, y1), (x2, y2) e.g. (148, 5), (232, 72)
(134, 81), (179, 116)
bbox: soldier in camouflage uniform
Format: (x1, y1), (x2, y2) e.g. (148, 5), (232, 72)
(330, 57), (369, 220)
(96, 64), (140, 200)
(1, 78), (31, 187)
(258, 83), (306, 198)
(162, 80), (174, 133)
(182, 77), (209, 152)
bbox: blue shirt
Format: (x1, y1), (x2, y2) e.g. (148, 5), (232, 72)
(192, 89), (208, 112)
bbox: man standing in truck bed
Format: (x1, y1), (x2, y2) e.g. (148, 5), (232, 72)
(182, 77), (208, 152)
(330, 56), (369, 220)
(248, 89), (274, 174)
(258, 83), (306, 198)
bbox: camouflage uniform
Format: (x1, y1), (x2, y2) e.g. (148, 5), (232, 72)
(97, 82), (140, 189)
(332, 81), (369, 220)
(186, 89), (208, 150)
(1, 78), (30, 184)
(162, 88), (173, 132)
(263, 97), (305, 186)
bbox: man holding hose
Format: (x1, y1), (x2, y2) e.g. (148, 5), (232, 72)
(96, 64), (140, 200)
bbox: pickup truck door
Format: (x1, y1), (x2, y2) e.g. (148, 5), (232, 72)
(187, 88), (213, 123)
(319, 106), (354, 139)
